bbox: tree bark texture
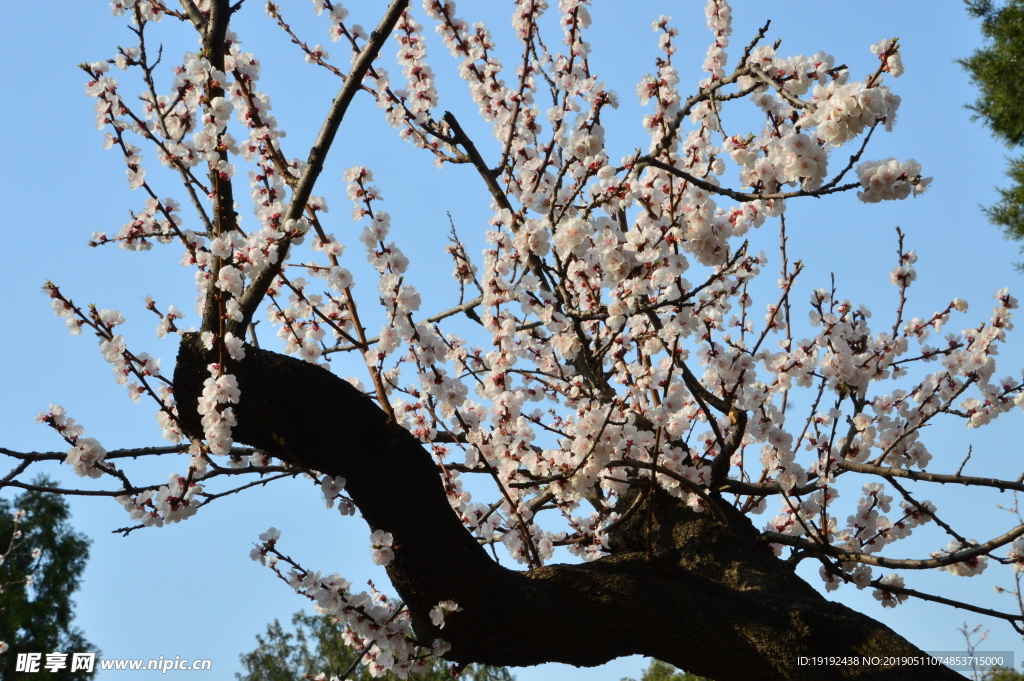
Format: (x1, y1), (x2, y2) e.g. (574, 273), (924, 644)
(173, 334), (962, 680)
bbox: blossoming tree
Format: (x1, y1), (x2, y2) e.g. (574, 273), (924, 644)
(3, 0), (1022, 679)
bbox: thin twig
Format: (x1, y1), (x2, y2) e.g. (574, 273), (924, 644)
(233, 0), (411, 335)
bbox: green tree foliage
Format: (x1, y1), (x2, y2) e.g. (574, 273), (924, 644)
(961, 0), (1024, 251)
(984, 666), (1024, 680)
(621, 659), (709, 681)
(237, 610), (514, 681)
(0, 477), (97, 680)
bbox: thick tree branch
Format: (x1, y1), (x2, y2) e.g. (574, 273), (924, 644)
(764, 525), (1024, 571)
(179, 0), (207, 31)
(839, 459), (1024, 493)
(173, 335), (962, 680)
(0, 445), (257, 462)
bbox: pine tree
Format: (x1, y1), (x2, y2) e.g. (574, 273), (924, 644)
(985, 669), (1024, 680)
(621, 659), (709, 681)
(0, 477), (98, 680)
(960, 0), (1024, 257)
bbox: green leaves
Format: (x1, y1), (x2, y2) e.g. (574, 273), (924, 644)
(621, 659), (710, 681)
(961, 1), (1024, 253)
(0, 477), (97, 680)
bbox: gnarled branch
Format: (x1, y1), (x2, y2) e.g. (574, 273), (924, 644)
(172, 334), (961, 680)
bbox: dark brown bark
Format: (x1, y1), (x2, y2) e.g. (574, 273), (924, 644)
(173, 334), (962, 680)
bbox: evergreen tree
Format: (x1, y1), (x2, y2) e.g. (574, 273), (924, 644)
(960, 0), (1024, 257)
(237, 610), (513, 681)
(621, 659), (709, 681)
(0, 477), (97, 680)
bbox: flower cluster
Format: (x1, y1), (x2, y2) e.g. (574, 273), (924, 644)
(394, 10), (437, 122)
(254, 530), (445, 678)
(872, 573), (908, 608)
(115, 473), (203, 527)
(369, 530), (395, 566)
(428, 600), (462, 629)
(804, 78), (902, 147)
(856, 158), (931, 203)
(196, 370), (240, 457)
(1007, 537), (1024, 573)
(871, 38), (904, 78)
(35, 405), (108, 479)
(936, 540), (989, 577)
(320, 475), (350, 512)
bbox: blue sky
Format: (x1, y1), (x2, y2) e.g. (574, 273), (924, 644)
(2, 1), (1023, 678)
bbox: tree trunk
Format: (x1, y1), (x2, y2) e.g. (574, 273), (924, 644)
(173, 334), (962, 681)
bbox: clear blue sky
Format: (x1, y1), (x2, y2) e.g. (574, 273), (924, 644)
(1, 1), (1022, 678)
